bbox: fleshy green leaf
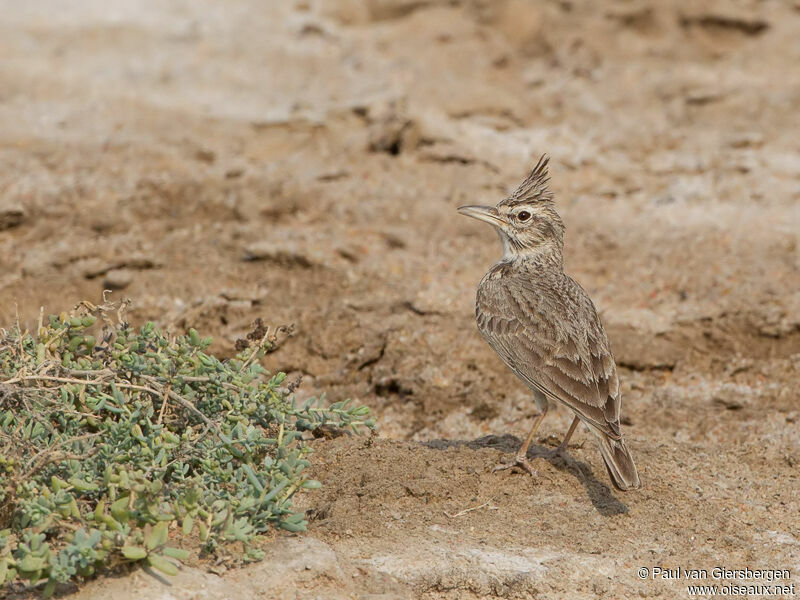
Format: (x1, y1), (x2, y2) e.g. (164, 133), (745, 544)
(147, 554), (178, 576)
(182, 516), (194, 535)
(121, 546), (148, 560)
(146, 522), (169, 551)
(162, 547), (190, 560)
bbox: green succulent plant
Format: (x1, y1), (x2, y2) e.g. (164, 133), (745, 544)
(0, 297), (373, 596)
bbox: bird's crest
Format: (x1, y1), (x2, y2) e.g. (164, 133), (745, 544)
(502, 154), (553, 206)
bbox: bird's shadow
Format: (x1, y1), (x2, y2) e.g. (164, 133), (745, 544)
(423, 434), (628, 516)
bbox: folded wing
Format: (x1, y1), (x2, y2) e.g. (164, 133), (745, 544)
(476, 275), (622, 439)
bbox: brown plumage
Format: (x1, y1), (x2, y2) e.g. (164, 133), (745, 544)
(458, 155), (640, 491)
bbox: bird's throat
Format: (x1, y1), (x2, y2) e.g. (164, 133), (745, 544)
(495, 228), (564, 268)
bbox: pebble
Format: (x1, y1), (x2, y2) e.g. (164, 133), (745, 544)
(103, 268), (133, 290)
(0, 203), (26, 230)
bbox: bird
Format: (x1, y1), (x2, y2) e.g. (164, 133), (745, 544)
(457, 155), (640, 491)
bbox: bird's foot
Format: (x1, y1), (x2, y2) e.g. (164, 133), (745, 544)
(492, 454), (538, 477)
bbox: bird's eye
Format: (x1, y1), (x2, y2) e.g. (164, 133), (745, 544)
(516, 210), (531, 222)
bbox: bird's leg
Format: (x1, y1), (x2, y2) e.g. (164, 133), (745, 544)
(554, 415), (580, 455)
(494, 404), (549, 476)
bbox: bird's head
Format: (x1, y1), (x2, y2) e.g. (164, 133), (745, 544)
(458, 155), (565, 262)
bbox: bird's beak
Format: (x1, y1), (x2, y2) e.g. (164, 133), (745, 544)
(457, 205), (504, 226)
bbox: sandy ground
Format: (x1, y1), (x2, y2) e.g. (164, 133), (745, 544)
(1, 0), (799, 598)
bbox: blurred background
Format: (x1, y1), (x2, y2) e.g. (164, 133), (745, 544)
(0, 1), (798, 595)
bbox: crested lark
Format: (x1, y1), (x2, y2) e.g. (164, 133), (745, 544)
(458, 156), (640, 491)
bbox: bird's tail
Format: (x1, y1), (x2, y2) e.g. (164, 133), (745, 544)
(587, 425), (641, 491)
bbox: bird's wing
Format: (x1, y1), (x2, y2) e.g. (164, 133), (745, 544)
(476, 275), (622, 439)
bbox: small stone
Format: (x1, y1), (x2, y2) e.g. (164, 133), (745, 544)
(124, 254), (159, 271)
(103, 268), (133, 290)
(195, 148), (216, 164)
(712, 387), (747, 410)
(79, 257), (109, 279)
(243, 242), (314, 268)
(0, 203), (26, 230)
(685, 87), (727, 105)
(727, 132), (764, 148)
(366, 0), (431, 21)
